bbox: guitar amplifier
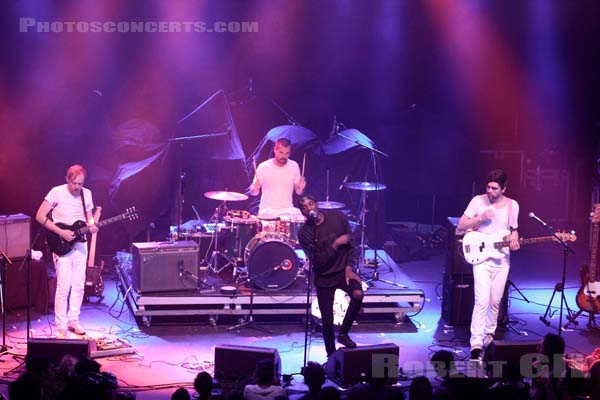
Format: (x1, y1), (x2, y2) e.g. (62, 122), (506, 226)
(0, 213), (30, 259)
(131, 241), (198, 293)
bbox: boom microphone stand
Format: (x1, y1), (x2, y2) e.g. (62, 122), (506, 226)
(227, 273), (271, 334)
(533, 213), (577, 337)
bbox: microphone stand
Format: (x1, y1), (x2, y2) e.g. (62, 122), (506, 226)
(5, 220), (45, 377)
(535, 215), (577, 337)
(0, 249), (12, 358)
(302, 218), (317, 367)
(227, 272), (271, 334)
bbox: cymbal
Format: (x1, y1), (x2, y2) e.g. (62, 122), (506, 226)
(344, 181), (387, 191)
(204, 191), (248, 201)
(317, 201), (346, 209)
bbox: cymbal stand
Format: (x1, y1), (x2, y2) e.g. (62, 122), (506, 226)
(206, 201), (237, 284)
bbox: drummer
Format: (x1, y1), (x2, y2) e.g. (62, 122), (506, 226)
(248, 138), (306, 219)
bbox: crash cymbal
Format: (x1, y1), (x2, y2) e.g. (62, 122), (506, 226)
(204, 191), (248, 201)
(317, 201), (346, 209)
(344, 181), (387, 191)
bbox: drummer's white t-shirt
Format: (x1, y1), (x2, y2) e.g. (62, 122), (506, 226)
(257, 158), (301, 216)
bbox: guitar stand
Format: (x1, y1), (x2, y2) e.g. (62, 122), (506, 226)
(539, 282), (578, 330)
(565, 309), (597, 329)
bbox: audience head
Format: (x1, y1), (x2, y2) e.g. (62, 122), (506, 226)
(254, 359), (277, 386)
(194, 371), (213, 398)
(171, 387), (191, 400)
(302, 361), (326, 393)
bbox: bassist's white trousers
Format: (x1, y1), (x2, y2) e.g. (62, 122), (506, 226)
(470, 260), (509, 350)
(54, 242), (87, 331)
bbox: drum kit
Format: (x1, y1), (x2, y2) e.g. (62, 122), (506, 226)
(195, 178), (387, 291)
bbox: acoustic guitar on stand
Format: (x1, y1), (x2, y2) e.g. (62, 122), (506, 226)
(461, 229), (577, 265)
(575, 204), (600, 313)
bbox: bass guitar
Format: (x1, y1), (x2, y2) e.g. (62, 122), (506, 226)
(462, 229), (576, 265)
(47, 207), (138, 256)
(575, 204), (600, 313)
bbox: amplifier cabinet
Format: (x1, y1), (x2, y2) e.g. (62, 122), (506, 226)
(131, 241), (198, 293)
(0, 213), (31, 259)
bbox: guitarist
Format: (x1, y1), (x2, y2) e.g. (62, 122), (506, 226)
(35, 164), (98, 339)
(457, 169), (520, 360)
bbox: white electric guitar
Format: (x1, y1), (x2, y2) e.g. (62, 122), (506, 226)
(461, 229), (577, 265)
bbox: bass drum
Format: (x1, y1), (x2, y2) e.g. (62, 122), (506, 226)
(244, 234), (298, 291)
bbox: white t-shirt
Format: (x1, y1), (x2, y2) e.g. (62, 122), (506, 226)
(256, 159), (301, 216)
(45, 184), (94, 225)
(243, 384), (287, 400)
(463, 194), (519, 266)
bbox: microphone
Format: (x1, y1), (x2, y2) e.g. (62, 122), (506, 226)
(309, 210), (318, 219)
(529, 212), (548, 227)
(338, 175), (349, 190)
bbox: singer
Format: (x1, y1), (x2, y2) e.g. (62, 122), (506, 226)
(457, 169), (520, 360)
(35, 164), (98, 339)
(248, 137), (306, 218)
(297, 195), (363, 357)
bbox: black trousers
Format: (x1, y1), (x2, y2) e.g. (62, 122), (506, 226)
(316, 278), (364, 356)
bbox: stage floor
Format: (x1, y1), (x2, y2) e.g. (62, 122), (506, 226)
(1, 241), (599, 399)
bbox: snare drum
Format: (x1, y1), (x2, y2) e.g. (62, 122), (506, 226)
(277, 214), (306, 244)
(244, 233), (298, 290)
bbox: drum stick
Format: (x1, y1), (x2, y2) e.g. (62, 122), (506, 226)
(301, 153), (306, 177)
(253, 156), (258, 174)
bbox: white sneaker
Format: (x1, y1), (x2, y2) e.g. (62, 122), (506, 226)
(68, 320), (86, 335)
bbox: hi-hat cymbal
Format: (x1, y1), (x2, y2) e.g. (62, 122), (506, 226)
(317, 201), (346, 209)
(344, 181), (387, 191)
(204, 191), (248, 201)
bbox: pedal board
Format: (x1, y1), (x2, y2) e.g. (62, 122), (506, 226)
(90, 335), (136, 359)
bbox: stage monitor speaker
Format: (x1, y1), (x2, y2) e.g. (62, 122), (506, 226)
(325, 343), (399, 388)
(484, 340), (540, 377)
(131, 241), (198, 293)
(27, 338), (91, 366)
(214, 344), (281, 386)
(0, 213), (30, 259)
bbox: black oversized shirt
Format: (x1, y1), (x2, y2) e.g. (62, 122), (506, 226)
(298, 210), (356, 288)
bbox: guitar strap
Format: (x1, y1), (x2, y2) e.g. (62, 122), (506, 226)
(507, 197), (515, 231)
(80, 189), (88, 242)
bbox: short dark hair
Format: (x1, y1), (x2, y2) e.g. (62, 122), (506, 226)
(298, 194), (317, 208)
(275, 138), (291, 148)
(254, 359), (276, 386)
(487, 169), (508, 189)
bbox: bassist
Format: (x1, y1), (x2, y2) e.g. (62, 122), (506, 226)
(35, 164), (98, 338)
(457, 169), (520, 360)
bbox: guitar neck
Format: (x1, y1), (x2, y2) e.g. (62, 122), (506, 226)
(78, 214), (127, 235)
(494, 236), (555, 249)
(591, 223), (599, 282)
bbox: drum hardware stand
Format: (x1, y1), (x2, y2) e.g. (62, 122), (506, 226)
(207, 202), (238, 280)
(227, 274), (271, 334)
(0, 250), (12, 358)
(534, 214), (577, 337)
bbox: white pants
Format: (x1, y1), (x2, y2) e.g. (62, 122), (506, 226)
(470, 262), (509, 349)
(54, 241), (87, 330)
